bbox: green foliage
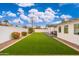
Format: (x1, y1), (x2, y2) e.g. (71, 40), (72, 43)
(21, 32), (27, 36)
(3, 20), (8, 24)
(28, 27), (34, 34)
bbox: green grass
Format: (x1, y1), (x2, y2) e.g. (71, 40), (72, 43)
(0, 32), (79, 55)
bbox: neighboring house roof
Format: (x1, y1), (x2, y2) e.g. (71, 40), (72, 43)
(48, 18), (79, 27)
(57, 18), (79, 26)
(46, 24), (57, 28)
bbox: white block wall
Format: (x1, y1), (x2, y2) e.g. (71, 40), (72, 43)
(0, 26), (28, 44)
(57, 21), (79, 45)
(35, 29), (48, 32)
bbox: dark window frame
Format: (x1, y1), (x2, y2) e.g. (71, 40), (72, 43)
(74, 24), (79, 35)
(64, 25), (68, 33)
(58, 26), (61, 33)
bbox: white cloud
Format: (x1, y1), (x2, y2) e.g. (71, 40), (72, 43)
(8, 20), (12, 23)
(16, 3), (34, 7)
(29, 10), (44, 19)
(17, 8), (31, 23)
(6, 11), (16, 17)
(35, 12), (44, 16)
(53, 21), (62, 24)
(13, 18), (23, 24)
(60, 14), (72, 19)
(28, 13), (35, 17)
(29, 9), (38, 13)
(28, 13), (39, 23)
(20, 14), (31, 23)
(28, 8), (57, 23)
(13, 18), (20, 23)
(36, 19), (43, 23)
(33, 16), (43, 23)
(38, 12), (45, 18)
(60, 14), (72, 21)
(18, 8), (24, 14)
(44, 8), (56, 22)
(17, 7), (59, 25)
(45, 8), (56, 14)
(0, 15), (3, 18)
(55, 16), (59, 18)
(28, 12), (44, 23)
(20, 14), (28, 20)
(45, 13), (55, 19)
(2, 11), (6, 15)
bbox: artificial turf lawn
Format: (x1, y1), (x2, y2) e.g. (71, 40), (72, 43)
(0, 33), (79, 55)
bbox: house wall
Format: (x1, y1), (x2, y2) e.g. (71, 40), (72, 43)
(0, 26), (27, 44)
(57, 21), (79, 45)
(47, 27), (57, 34)
(47, 27), (54, 33)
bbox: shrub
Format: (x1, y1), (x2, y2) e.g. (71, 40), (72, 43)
(11, 32), (20, 39)
(21, 32), (27, 36)
(28, 27), (34, 34)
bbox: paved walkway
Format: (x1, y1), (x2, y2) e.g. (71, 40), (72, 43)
(54, 37), (79, 52)
(0, 39), (17, 50)
(0, 34), (31, 52)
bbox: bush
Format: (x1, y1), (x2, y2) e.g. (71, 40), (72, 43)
(21, 32), (27, 36)
(11, 32), (20, 39)
(28, 28), (34, 34)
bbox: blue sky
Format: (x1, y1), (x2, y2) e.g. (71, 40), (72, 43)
(0, 3), (79, 27)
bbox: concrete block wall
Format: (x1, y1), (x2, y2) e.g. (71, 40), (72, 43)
(0, 26), (27, 44)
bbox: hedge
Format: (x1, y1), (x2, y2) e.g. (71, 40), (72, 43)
(11, 32), (20, 39)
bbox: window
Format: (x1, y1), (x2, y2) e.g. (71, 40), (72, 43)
(74, 24), (79, 35)
(64, 25), (68, 33)
(58, 26), (61, 33)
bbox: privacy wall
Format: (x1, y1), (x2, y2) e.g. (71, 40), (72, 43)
(0, 26), (27, 44)
(35, 29), (48, 32)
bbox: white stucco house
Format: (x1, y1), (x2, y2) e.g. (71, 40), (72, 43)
(47, 25), (57, 34)
(50, 19), (79, 45)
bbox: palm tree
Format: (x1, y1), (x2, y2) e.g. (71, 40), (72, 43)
(32, 18), (33, 28)
(30, 17), (34, 28)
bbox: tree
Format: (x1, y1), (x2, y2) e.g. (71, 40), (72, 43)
(3, 20), (8, 25)
(36, 26), (41, 29)
(22, 26), (27, 28)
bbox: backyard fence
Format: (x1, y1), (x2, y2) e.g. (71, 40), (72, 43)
(0, 26), (28, 44)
